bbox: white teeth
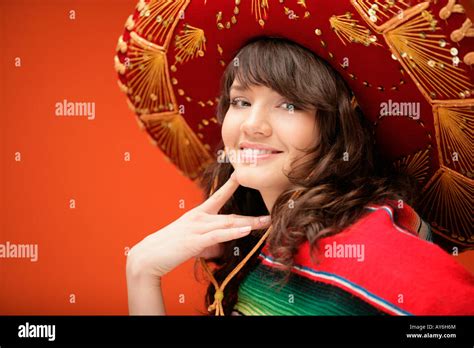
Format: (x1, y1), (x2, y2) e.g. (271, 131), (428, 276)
(241, 148), (276, 155)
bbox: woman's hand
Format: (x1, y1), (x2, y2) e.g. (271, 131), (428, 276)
(126, 173), (271, 279)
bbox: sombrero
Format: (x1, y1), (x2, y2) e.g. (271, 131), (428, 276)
(114, 0), (473, 253)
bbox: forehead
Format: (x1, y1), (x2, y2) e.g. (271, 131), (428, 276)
(229, 82), (248, 92)
(229, 82), (280, 96)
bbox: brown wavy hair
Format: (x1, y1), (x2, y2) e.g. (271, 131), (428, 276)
(195, 37), (420, 315)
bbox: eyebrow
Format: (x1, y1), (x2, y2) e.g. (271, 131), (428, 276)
(229, 84), (249, 93)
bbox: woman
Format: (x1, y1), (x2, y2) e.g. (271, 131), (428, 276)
(126, 37), (474, 316)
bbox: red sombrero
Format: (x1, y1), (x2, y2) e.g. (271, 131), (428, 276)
(115, 0), (473, 252)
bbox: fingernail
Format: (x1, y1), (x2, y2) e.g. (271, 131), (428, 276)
(259, 216), (271, 223)
(238, 226), (252, 234)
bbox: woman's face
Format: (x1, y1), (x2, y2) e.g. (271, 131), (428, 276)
(222, 81), (319, 193)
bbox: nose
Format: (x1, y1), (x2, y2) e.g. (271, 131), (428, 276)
(240, 103), (272, 137)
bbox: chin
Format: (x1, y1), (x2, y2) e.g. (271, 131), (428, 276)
(233, 167), (272, 190)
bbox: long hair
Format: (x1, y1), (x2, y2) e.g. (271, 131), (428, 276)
(195, 37), (420, 315)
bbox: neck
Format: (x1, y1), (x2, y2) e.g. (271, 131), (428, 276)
(259, 189), (282, 213)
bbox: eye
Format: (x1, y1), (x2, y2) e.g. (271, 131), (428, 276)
(281, 102), (301, 112)
(230, 98), (251, 108)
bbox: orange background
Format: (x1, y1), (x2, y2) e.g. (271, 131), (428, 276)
(0, 0), (208, 315)
(0, 0), (472, 315)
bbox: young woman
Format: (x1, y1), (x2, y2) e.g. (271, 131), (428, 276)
(126, 37), (474, 316)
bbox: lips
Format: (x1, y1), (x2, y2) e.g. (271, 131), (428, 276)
(239, 148), (282, 155)
(237, 148), (283, 164)
(238, 141), (283, 153)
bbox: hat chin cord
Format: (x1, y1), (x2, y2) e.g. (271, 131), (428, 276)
(199, 226), (272, 316)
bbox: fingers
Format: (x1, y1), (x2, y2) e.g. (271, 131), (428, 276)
(199, 214), (271, 234)
(200, 225), (253, 246)
(198, 173), (239, 214)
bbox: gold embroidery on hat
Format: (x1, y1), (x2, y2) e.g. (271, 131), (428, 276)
(450, 18), (473, 43)
(198, 118), (213, 132)
(330, 13), (381, 46)
(125, 15), (135, 31)
(449, 18), (474, 66)
(117, 80), (129, 94)
(418, 167), (473, 247)
(126, 98), (137, 113)
(463, 52), (474, 66)
(117, 0), (215, 180)
(216, 1), (241, 30)
(252, 0), (269, 27)
(438, 1), (474, 67)
(439, 0), (465, 20)
(384, 10), (473, 101)
(174, 24), (206, 64)
(297, 0), (306, 8)
(393, 149), (430, 186)
(116, 35), (128, 54)
(135, 0), (189, 48)
(280, 0), (310, 21)
(352, 0), (429, 33)
(127, 32), (177, 114)
(114, 56), (126, 75)
(321, 23), (401, 92)
(135, 112), (146, 131)
(136, 0), (146, 12)
(140, 112), (213, 179)
(433, 104), (473, 177)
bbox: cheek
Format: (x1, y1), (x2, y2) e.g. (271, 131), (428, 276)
(221, 111), (240, 148)
(279, 116), (318, 156)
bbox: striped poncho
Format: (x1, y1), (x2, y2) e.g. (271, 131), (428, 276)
(232, 203), (474, 315)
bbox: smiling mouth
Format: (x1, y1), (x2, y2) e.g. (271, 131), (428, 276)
(237, 148), (283, 163)
(239, 148), (283, 155)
